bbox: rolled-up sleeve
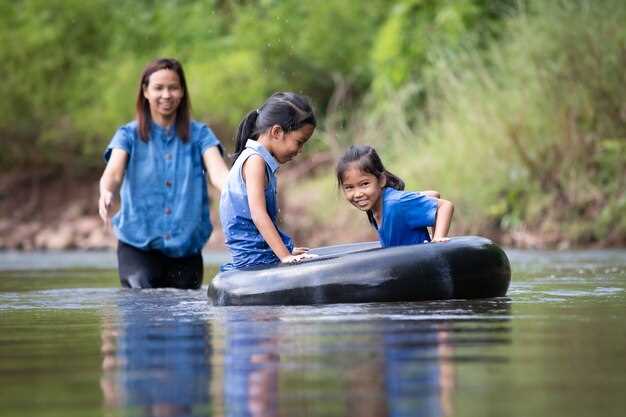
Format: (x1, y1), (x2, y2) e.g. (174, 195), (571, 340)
(104, 126), (133, 162)
(198, 124), (223, 156)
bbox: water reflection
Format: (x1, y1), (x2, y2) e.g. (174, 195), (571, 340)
(2, 250), (622, 417)
(98, 295), (511, 417)
(222, 310), (280, 417)
(216, 298), (511, 417)
(100, 292), (212, 417)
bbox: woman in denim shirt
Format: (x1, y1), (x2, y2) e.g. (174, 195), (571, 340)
(98, 58), (228, 289)
(220, 92), (317, 271)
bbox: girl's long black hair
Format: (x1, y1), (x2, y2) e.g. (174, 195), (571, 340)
(336, 144), (405, 226)
(231, 92), (316, 161)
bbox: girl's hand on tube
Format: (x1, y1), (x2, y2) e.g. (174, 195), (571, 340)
(281, 253), (318, 264)
(430, 237), (450, 243)
(292, 247), (309, 255)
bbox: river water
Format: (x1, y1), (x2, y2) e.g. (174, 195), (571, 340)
(0, 249), (624, 417)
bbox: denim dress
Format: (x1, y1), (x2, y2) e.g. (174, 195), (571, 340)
(219, 140), (294, 271)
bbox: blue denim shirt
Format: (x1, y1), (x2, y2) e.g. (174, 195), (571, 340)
(104, 120), (222, 257)
(219, 140), (294, 271)
(376, 187), (438, 247)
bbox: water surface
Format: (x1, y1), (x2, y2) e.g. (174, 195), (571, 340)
(0, 249), (624, 417)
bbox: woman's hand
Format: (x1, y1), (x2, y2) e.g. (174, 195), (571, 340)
(98, 189), (115, 226)
(98, 148), (128, 227)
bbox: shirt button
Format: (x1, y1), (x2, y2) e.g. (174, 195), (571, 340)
(164, 233), (171, 240)
(165, 153), (172, 160)
(165, 180), (172, 187)
(164, 207), (172, 215)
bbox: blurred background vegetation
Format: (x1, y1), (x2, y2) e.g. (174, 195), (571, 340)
(0, 0), (624, 248)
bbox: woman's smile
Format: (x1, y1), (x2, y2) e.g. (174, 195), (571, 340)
(143, 69), (184, 124)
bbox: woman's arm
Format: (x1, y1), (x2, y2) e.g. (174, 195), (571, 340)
(203, 146), (229, 193)
(243, 155), (303, 263)
(99, 149), (128, 226)
(431, 198), (454, 242)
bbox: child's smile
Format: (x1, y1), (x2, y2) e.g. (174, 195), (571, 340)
(271, 124), (315, 163)
(340, 165), (385, 215)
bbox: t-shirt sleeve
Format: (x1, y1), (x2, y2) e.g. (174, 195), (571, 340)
(103, 126), (133, 162)
(403, 193), (438, 228)
(198, 124), (224, 156)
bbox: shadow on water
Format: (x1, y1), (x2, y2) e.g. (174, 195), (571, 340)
(99, 295), (511, 417)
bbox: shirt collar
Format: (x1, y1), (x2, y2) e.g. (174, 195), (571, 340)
(245, 139), (280, 173)
(150, 121), (177, 141)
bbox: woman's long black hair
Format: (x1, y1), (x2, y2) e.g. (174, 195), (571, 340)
(231, 92), (316, 161)
(336, 144), (405, 226)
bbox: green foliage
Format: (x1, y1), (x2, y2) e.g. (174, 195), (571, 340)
(369, 0), (513, 96)
(0, 0), (504, 169)
(228, 0), (390, 110)
(373, 0), (626, 245)
(305, 0), (626, 246)
(0, 0), (114, 167)
(2, 0), (623, 245)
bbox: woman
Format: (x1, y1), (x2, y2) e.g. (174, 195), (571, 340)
(98, 58), (228, 289)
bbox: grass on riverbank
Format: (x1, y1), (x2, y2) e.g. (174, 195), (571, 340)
(303, 0), (626, 248)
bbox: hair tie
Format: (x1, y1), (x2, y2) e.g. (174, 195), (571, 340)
(256, 108), (260, 114)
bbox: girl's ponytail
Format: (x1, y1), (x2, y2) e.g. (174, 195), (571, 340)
(383, 170), (405, 191)
(231, 110), (259, 161)
(231, 92), (316, 162)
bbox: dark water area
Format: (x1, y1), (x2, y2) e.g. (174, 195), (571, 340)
(0, 249), (624, 417)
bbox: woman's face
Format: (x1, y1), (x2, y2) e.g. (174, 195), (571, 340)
(143, 69), (184, 122)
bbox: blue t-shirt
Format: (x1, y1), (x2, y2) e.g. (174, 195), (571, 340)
(104, 120), (222, 257)
(376, 187), (438, 247)
(219, 140), (294, 271)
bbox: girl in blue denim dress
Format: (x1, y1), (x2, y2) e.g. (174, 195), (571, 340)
(98, 58), (229, 289)
(336, 145), (454, 247)
(220, 92), (317, 271)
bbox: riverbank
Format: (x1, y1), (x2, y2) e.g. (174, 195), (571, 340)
(1, 162), (623, 253)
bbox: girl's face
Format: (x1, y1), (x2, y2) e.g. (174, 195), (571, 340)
(143, 69), (184, 122)
(271, 124), (315, 163)
(340, 164), (386, 213)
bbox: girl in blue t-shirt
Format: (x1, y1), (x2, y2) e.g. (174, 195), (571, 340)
(336, 145), (454, 247)
(220, 92), (317, 271)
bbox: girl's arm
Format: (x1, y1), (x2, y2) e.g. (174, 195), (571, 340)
(203, 147), (229, 193)
(243, 155), (306, 263)
(99, 149), (128, 226)
(431, 198), (454, 242)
